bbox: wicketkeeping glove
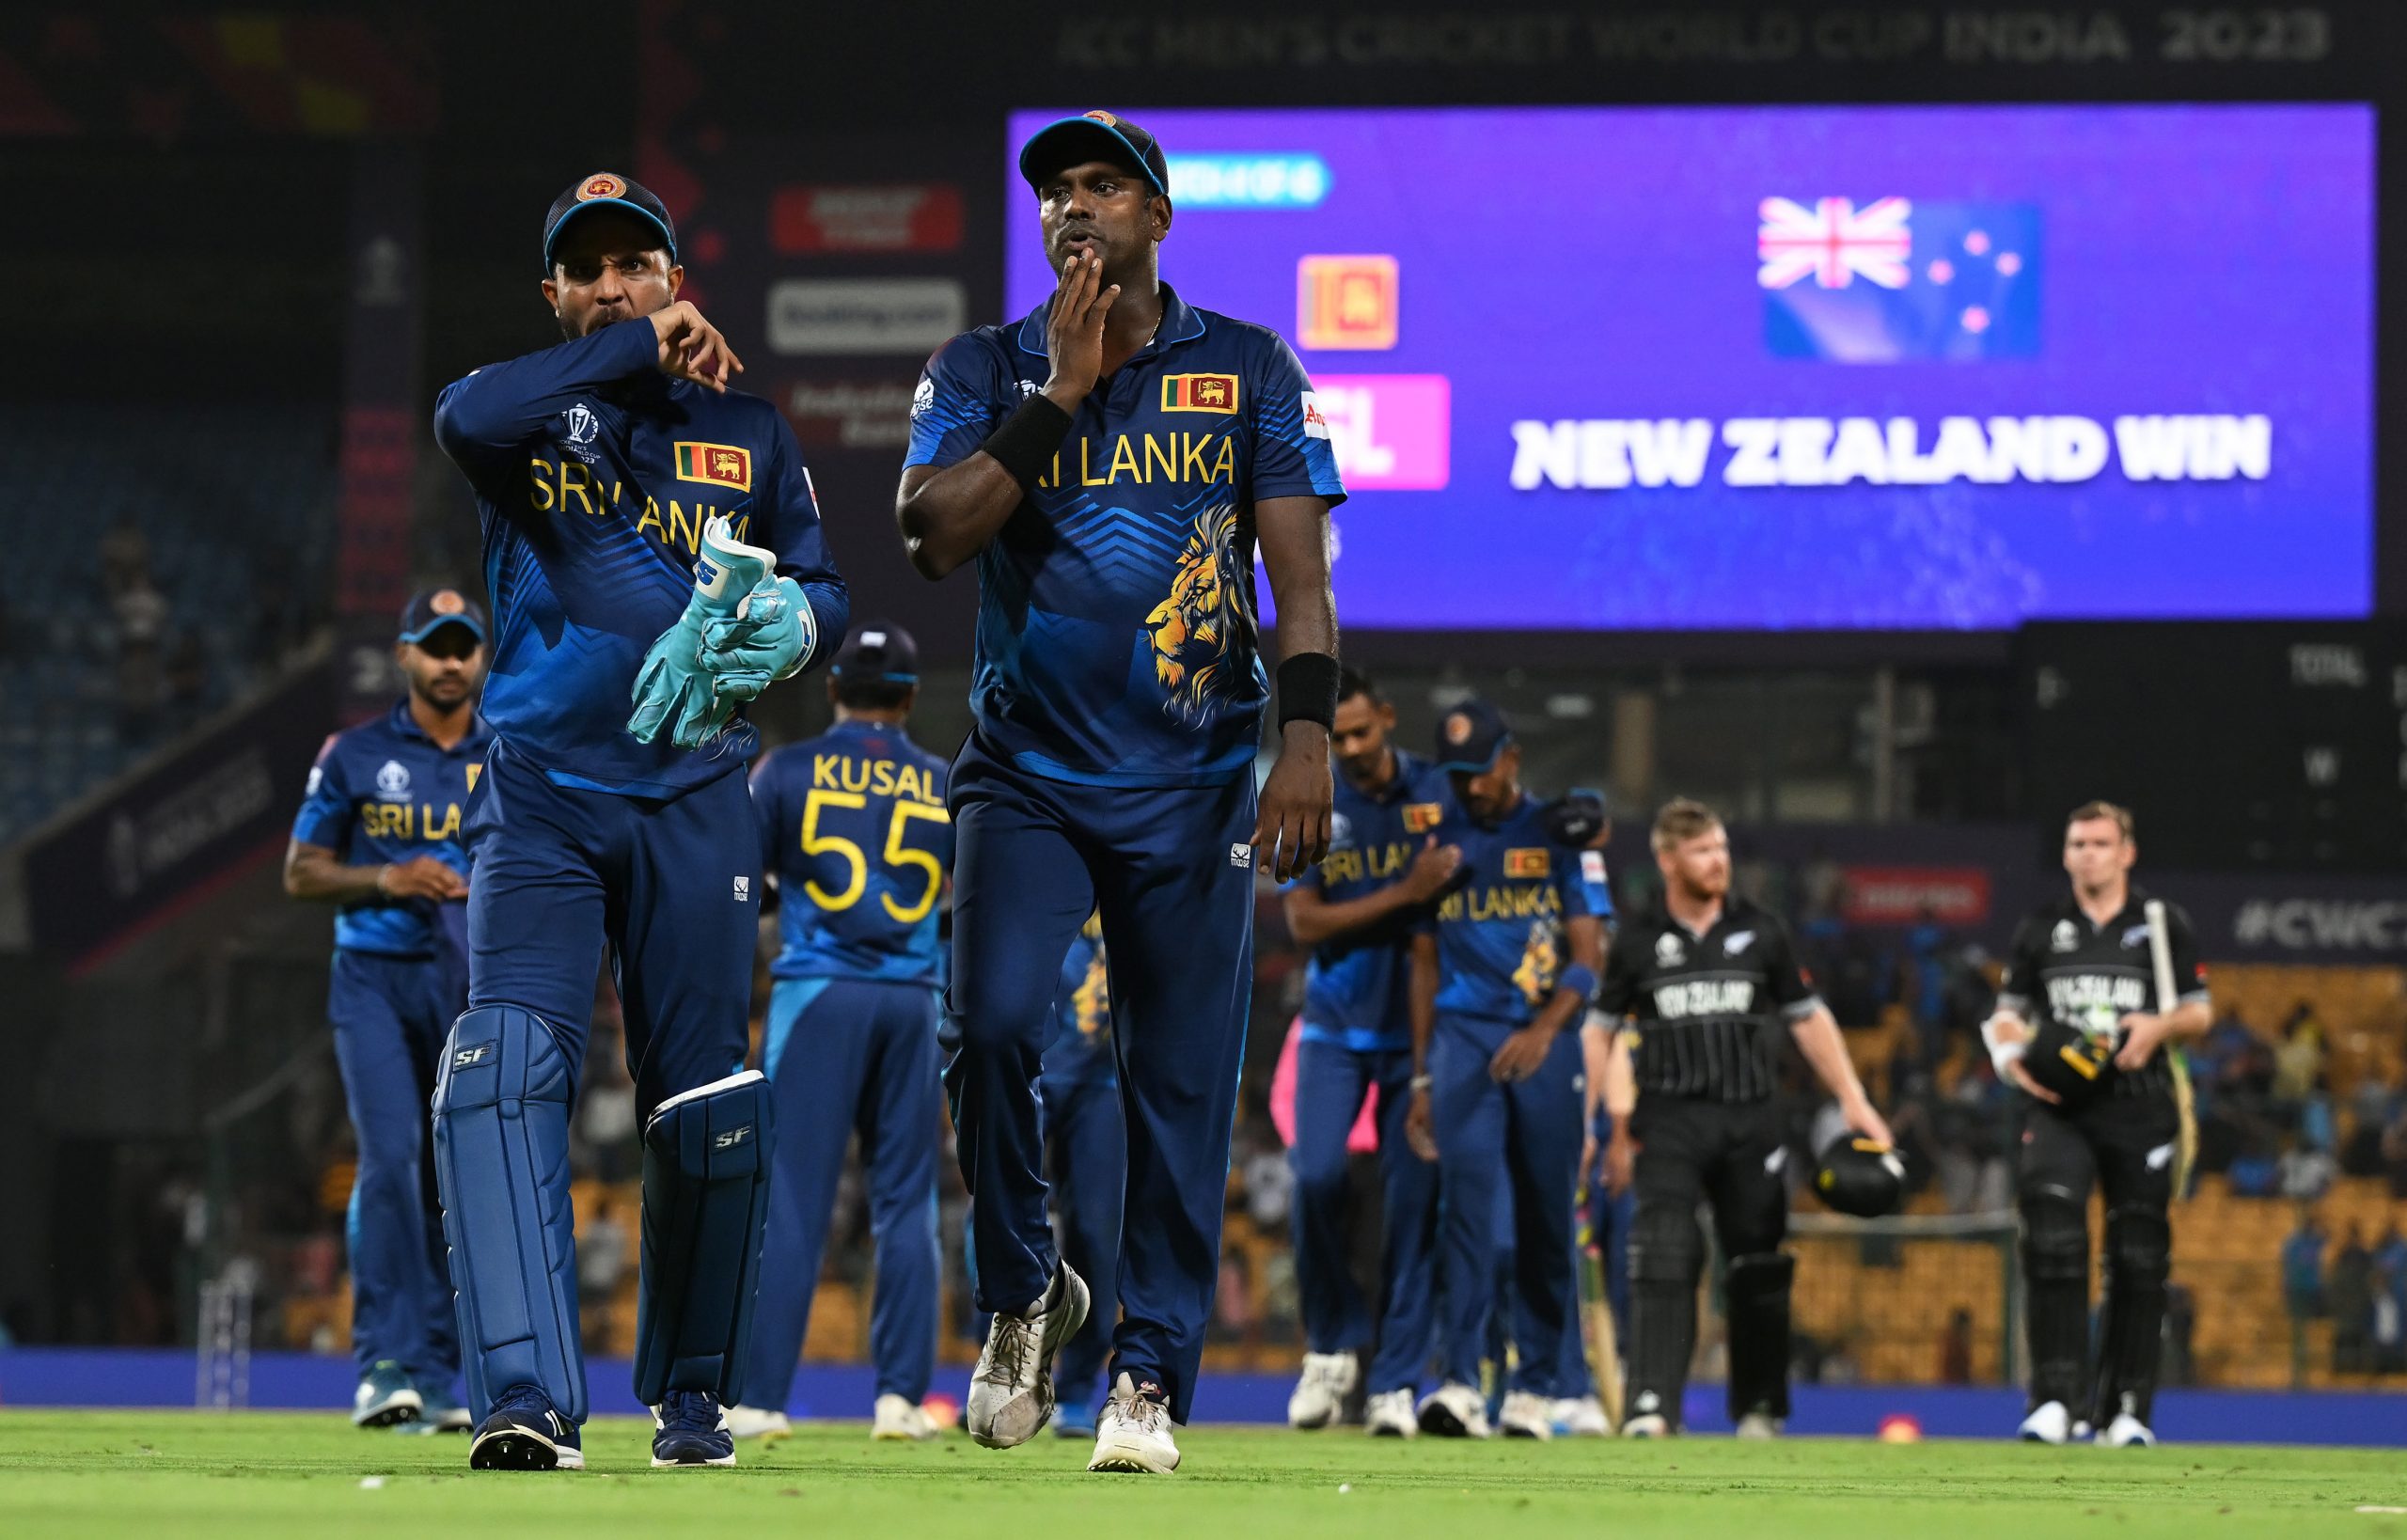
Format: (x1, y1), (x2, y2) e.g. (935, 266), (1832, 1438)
(627, 516), (778, 749)
(698, 570), (815, 702)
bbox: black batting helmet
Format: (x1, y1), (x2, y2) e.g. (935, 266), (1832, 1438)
(1815, 1137), (1908, 1219)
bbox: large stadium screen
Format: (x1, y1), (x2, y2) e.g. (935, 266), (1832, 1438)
(1003, 105), (2373, 632)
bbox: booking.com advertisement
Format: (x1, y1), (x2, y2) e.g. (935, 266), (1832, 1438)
(1003, 105), (2372, 631)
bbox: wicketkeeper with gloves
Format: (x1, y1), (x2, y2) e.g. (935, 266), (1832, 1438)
(430, 170), (847, 1473)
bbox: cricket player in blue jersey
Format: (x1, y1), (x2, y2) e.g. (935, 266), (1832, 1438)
(431, 172), (847, 1471)
(1280, 668), (1457, 1437)
(1404, 699), (1613, 1440)
(286, 589), (491, 1433)
(898, 111), (1343, 1473)
(727, 623), (950, 1444)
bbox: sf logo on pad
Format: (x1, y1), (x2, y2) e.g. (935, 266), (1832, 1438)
(714, 1124), (754, 1151)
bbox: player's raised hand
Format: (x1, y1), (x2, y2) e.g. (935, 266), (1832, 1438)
(379, 856), (468, 902)
(649, 300), (745, 393)
(1041, 249), (1118, 408)
(1252, 722), (1332, 882)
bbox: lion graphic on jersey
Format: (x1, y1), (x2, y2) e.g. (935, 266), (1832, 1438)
(1512, 920), (1561, 1007)
(1144, 506), (1245, 725)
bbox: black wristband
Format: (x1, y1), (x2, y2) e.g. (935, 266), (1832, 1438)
(1276, 652), (1342, 731)
(979, 394), (1075, 490)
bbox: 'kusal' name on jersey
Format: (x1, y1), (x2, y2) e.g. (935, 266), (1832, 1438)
(751, 718), (952, 985)
(433, 316), (848, 798)
(905, 284), (1344, 789)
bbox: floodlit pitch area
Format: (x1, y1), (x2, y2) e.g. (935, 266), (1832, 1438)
(3, 1414), (2402, 1539)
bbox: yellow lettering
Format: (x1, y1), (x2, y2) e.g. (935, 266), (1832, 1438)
(427, 804), (462, 842)
(558, 461), (596, 515)
(636, 497), (666, 542)
(812, 753), (841, 789)
(871, 759), (896, 797)
(1144, 433), (1176, 484)
(1109, 433), (1141, 483)
(1182, 433), (1215, 482)
(1080, 437), (1109, 487)
(1211, 435), (1236, 484)
(529, 460), (557, 511)
(840, 756), (872, 794)
(732, 515), (749, 543)
(668, 500), (700, 553)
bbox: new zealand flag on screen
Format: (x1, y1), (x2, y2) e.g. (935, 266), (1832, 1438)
(1759, 196), (2040, 362)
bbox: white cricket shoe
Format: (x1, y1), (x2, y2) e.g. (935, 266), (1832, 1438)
(873, 1392), (938, 1441)
(1553, 1396), (1612, 1437)
(2099, 1412), (2156, 1448)
(1734, 1411), (1784, 1439)
(1497, 1390), (1555, 1440)
(2019, 1400), (2073, 1444)
(1416, 1381), (1491, 1438)
(1088, 1373), (1181, 1472)
(1287, 1351), (1359, 1429)
(966, 1264), (1090, 1450)
(725, 1404), (791, 1441)
(1621, 1413), (1671, 1438)
(1364, 1388), (1419, 1438)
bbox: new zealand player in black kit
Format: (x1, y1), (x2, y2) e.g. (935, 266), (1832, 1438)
(1984, 801), (2210, 1448)
(1596, 799), (1892, 1437)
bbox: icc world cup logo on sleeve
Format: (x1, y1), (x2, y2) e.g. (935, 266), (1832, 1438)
(1145, 507), (1247, 725)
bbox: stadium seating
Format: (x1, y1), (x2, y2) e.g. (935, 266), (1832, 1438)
(0, 402), (334, 843)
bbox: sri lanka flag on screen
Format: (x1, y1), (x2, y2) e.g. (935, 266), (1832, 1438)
(1759, 196), (2039, 362)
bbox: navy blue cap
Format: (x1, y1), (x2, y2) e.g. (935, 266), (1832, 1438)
(542, 172), (677, 273)
(1019, 110), (1170, 196)
(399, 588), (486, 646)
(1434, 697), (1513, 774)
(831, 621), (919, 685)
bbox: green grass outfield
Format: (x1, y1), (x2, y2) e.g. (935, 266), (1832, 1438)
(2, 1412), (2403, 1539)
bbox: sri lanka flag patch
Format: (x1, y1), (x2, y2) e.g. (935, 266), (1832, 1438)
(675, 441), (753, 491)
(1160, 374), (1241, 414)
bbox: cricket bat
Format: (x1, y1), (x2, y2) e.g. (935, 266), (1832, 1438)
(2143, 899), (2199, 1202)
(1575, 1183), (1624, 1429)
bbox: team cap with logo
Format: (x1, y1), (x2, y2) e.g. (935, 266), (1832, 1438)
(399, 588), (487, 646)
(542, 172), (678, 272)
(1434, 697), (1514, 774)
(1018, 110), (1171, 196)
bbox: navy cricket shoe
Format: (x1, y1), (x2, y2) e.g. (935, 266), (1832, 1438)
(468, 1387), (584, 1471)
(653, 1390), (738, 1468)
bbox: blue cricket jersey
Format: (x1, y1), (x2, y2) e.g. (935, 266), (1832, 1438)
(433, 317), (849, 798)
(1424, 792), (1614, 1029)
(752, 718), (952, 985)
(1041, 919), (1114, 1092)
(905, 283), (1345, 788)
(1291, 748), (1452, 1053)
(291, 699), (492, 958)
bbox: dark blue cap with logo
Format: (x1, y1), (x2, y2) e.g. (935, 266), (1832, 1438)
(1018, 110), (1171, 196)
(542, 171), (678, 273)
(1434, 696), (1513, 774)
(831, 621), (919, 685)
(399, 588), (487, 646)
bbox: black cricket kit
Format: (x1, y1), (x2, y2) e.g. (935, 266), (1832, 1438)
(1597, 893), (1822, 1427)
(1998, 884), (2208, 1428)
